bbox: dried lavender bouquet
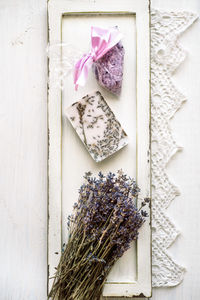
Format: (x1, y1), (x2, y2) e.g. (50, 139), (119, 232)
(49, 170), (149, 300)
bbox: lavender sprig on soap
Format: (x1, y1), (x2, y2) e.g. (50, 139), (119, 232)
(66, 91), (128, 162)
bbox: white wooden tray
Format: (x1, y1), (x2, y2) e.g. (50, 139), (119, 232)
(48, 0), (151, 297)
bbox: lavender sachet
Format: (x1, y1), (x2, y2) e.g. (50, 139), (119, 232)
(93, 41), (124, 95)
(66, 91), (128, 162)
(74, 26), (124, 96)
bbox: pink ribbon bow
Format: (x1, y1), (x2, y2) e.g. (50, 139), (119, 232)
(73, 26), (123, 90)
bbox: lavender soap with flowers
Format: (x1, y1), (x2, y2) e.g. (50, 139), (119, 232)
(66, 91), (128, 162)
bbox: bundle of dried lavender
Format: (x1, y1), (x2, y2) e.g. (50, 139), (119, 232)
(49, 170), (149, 300)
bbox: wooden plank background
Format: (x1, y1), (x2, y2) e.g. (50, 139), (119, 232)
(0, 0), (200, 299)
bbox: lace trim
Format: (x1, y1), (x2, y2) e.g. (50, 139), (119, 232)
(151, 10), (198, 287)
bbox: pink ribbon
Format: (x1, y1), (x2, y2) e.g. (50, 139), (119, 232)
(73, 26), (123, 90)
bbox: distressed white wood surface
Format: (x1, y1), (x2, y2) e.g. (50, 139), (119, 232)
(0, 0), (47, 300)
(1, 0), (200, 299)
(48, 0), (151, 297)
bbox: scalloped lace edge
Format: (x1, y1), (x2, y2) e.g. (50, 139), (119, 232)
(151, 9), (198, 287)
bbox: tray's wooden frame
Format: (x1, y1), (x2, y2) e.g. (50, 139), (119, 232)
(48, 0), (151, 297)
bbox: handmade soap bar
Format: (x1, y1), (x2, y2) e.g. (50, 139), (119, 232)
(66, 91), (128, 162)
(93, 41), (125, 95)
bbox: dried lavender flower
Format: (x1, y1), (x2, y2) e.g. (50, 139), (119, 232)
(49, 170), (149, 300)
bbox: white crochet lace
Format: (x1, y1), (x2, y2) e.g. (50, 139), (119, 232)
(151, 10), (198, 287)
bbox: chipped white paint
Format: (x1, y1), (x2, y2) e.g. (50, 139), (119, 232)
(0, 1), (47, 300)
